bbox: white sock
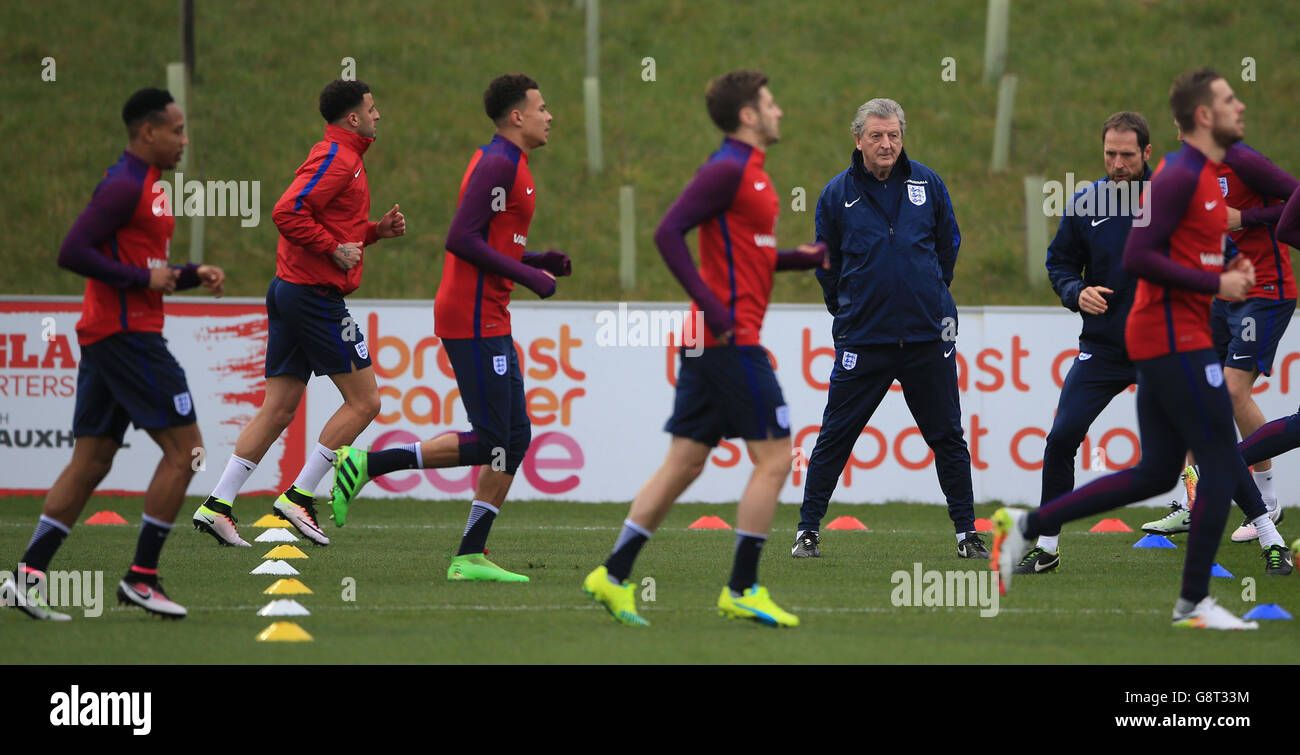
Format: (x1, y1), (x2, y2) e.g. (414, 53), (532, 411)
(212, 455), (257, 504)
(411, 441), (423, 468)
(956, 531), (978, 542)
(1253, 514), (1284, 549)
(1253, 468), (1276, 510)
(293, 444), (337, 494)
(1037, 534), (1059, 553)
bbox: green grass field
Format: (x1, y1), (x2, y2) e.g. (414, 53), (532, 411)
(7, 1), (1300, 306)
(1, 495), (1295, 664)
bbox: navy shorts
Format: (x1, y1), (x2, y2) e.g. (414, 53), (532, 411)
(665, 345), (790, 447)
(443, 335), (531, 474)
(73, 332), (196, 444)
(265, 276), (372, 381)
(1211, 296), (1295, 376)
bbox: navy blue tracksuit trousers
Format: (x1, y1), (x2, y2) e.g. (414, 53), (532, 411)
(799, 341), (975, 534)
(1037, 353), (1136, 536)
(1027, 350), (1265, 603)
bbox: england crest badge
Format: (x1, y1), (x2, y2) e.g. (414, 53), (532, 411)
(907, 184), (927, 206)
(842, 351), (858, 370)
(1205, 363), (1224, 387)
(493, 355), (508, 375)
(173, 391), (193, 416)
(1218, 177), (1229, 197)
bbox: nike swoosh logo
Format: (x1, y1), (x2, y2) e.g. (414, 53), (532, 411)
(1090, 217), (1110, 227)
(1231, 353), (1252, 360)
(354, 168), (361, 178)
(526, 187), (534, 195)
(1034, 558), (1058, 572)
(754, 182), (767, 191)
(944, 347), (955, 358)
(1205, 201), (1218, 210)
(133, 585), (154, 599)
(1078, 353), (1092, 361)
(844, 197), (861, 208)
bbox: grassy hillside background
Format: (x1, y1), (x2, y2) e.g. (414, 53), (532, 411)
(4, 0), (1300, 306)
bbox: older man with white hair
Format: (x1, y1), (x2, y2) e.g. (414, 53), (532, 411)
(792, 98), (980, 559)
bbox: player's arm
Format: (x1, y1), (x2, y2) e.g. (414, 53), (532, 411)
(775, 242), (827, 270)
(652, 160), (741, 340)
(813, 181), (843, 315)
(1275, 184), (1300, 249)
(58, 177), (173, 291)
(1223, 143), (1300, 228)
(1122, 164), (1223, 293)
(932, 175), (961, 287)
(444, 154), (556, 297)
(272, 152), (364, 258)
(1045, 206), (1088, 312)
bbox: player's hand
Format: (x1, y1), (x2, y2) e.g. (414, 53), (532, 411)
(528, 269), (558, 299)
(1226, 206), (1242, 231)
(1219, 254), (1255, 300)
(702, 304), (735, 345)
(377, 204), (405, 238)
(797, 242), (829, 269)
(149, 266), (179, 294)
(527, 250), (572, 277)
(197, 265), (225, 298)
(1078, 285), (1113, 315)
(332, 242), (364, 271)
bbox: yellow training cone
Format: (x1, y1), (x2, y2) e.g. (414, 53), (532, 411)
(263, 578), (313, 595)
(262, 544), (309, 560)
(255, 622), (313, 642)
(253, 515), (291, 528)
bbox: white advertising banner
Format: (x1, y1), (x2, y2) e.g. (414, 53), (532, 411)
(5, 296), (1300, 506)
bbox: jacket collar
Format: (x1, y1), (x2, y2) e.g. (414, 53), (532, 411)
(325, 124), (374, 156)
(721, 136), (764, 167)
(851, 147), (911, 185)
(491, 133), (528, 162)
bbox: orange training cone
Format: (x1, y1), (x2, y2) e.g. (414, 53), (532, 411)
(825, 516), (869, 531)
(86, 511), (128, 525)
(688, 515), (731, 530)
(1089, 518), (1133, 533)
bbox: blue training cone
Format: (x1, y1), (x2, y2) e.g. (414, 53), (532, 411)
(1210, 564), (1234, 578)
(1133, 534), (1177, 549)
(1242, 603), (1292, 621)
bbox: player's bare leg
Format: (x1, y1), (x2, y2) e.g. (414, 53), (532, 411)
(115, 423), (201, 619)
(193, 375), (306, 546)
(626, 436), (712, 531)
(6, 436), (120, 620)
(38, 435), (121, 529)
(276, 365), (380, 544)
(735, 437), (792, 535)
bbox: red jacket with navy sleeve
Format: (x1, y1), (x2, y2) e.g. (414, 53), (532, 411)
(272, 125), (380, 295)
(1124, 144), (1228, 361)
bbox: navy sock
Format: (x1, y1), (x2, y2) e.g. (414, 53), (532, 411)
(456, 501), (498, 556)
(604, 519), (652, 583)
(131, 515), (173, 572)
(368, 445), (420, 477)
(20, 516), (70, 574)
(728, 530), (767, 594)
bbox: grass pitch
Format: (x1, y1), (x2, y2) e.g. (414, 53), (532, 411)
(1, 496), (1296, 664)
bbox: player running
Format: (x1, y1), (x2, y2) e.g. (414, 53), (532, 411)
(191, 80), (405, 547)
(329, 74), (570, 583)
(993, 69), (1288, 630)
(1020, 112), (1152, 575)
(580, 71), (826, 627)
(1142, 140), (1297, 541)
(1, 89), (225, 620)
